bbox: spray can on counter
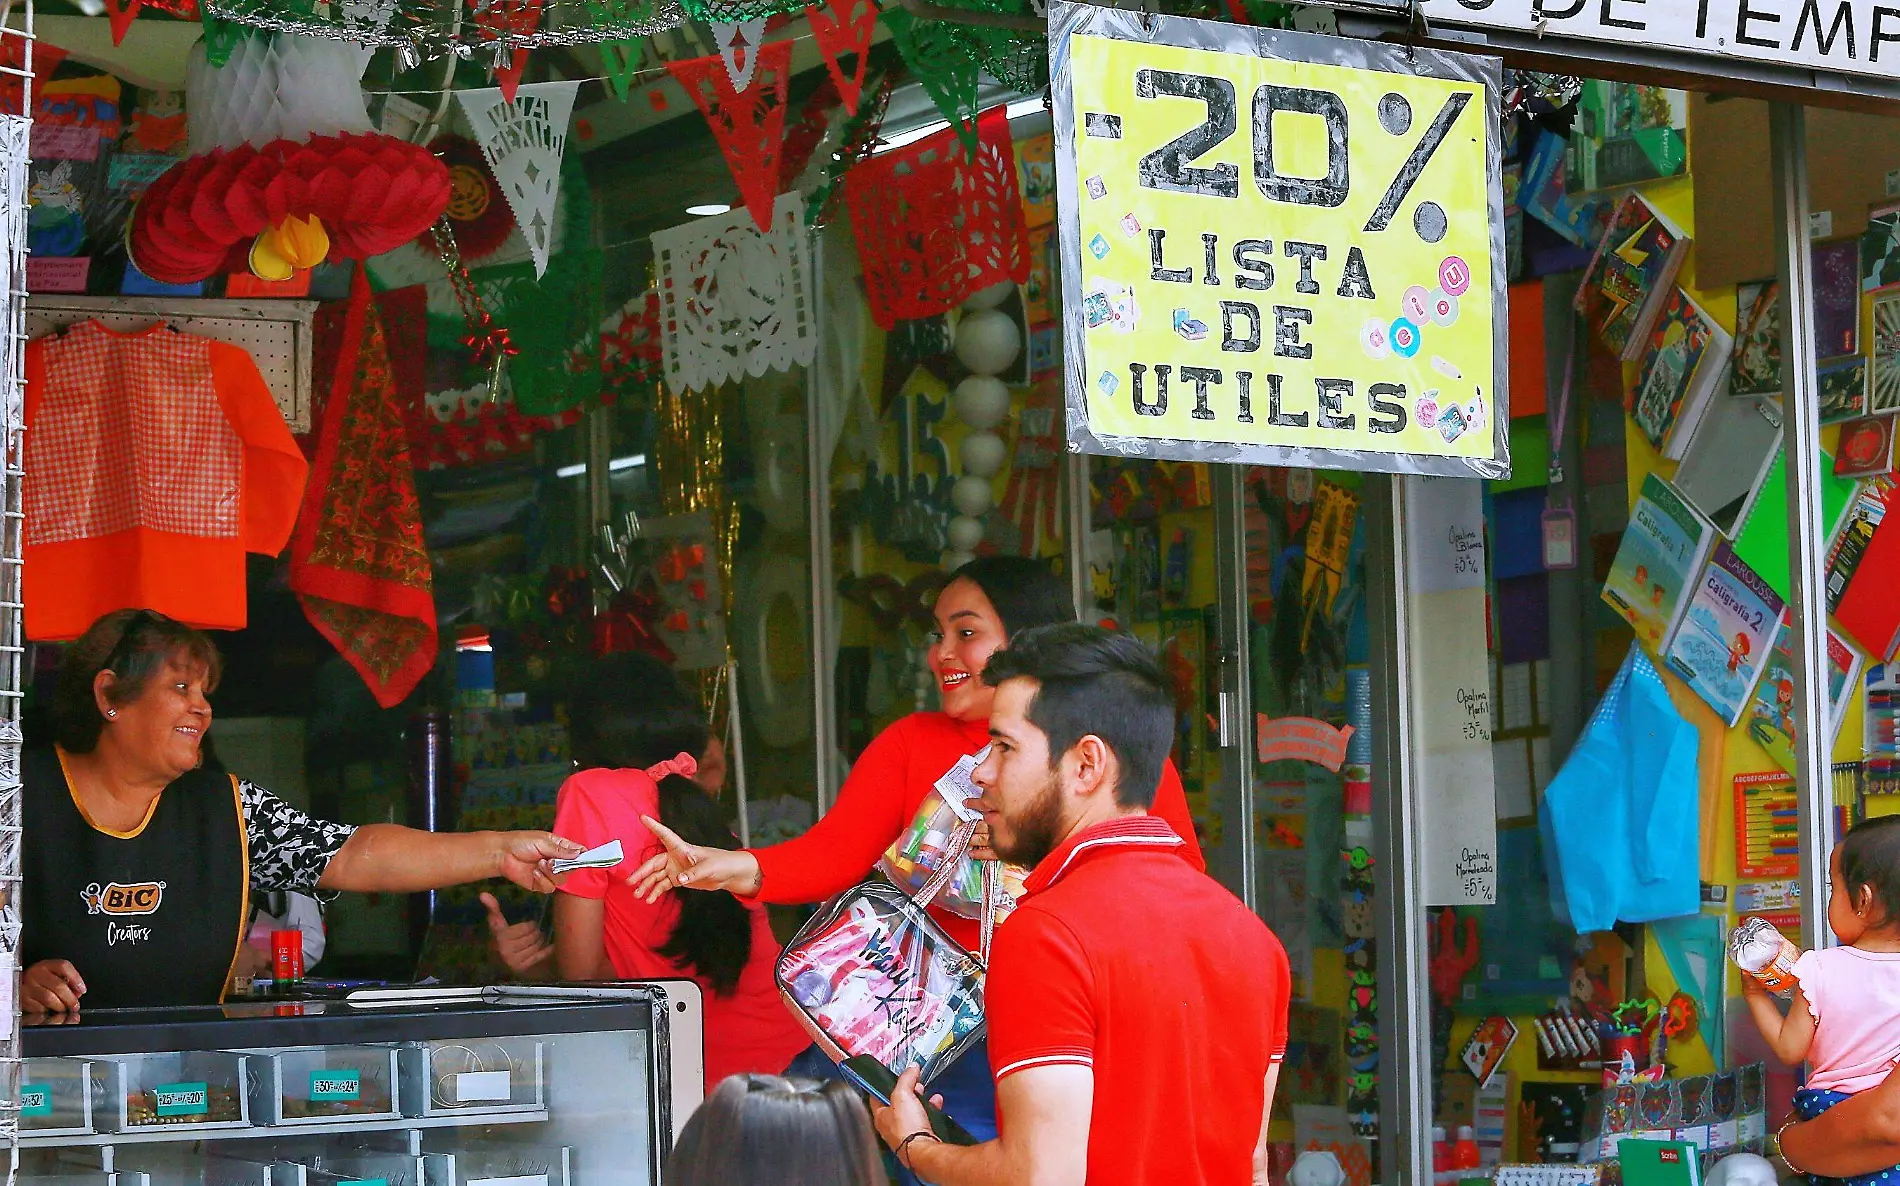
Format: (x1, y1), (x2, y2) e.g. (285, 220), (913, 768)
(1728, 916), (1801, 997)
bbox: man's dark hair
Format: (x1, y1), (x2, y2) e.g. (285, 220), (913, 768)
(980, 622), (1174, 809)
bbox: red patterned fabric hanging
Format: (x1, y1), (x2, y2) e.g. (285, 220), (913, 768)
(806, 0), (877, 115)
(292, 269), (438, 708)
(843, 105), (1029, 330)
(475, 0), (544, 102)
(665, 39), (793, 234)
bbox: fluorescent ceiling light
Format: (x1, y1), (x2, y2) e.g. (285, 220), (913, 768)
(686, 203), (731, 216)
(555, 453), (647, 479)
(876, 97), (1048, 154)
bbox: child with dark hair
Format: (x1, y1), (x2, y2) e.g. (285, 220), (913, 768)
(483, 652), (813, 1092)
(1744, 815), (1900, 1185)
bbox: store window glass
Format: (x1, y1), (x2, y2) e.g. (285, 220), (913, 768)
(1391, 81), (1900, 1183)
(1233, 466), (1383, 1181)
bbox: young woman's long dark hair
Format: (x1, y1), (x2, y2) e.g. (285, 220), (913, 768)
(664, 1075), (883, 1186)
(567, 654), (750, 995)
(950, 555), (1075, 637)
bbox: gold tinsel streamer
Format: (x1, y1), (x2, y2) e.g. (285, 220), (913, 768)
(652, 378), (741, 723)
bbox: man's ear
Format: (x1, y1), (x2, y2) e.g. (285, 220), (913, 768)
(1069, 735), (1117, 799)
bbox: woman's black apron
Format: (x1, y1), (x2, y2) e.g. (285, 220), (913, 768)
(22, 748), (248, 1008)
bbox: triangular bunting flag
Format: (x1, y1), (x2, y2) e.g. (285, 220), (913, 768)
(665, 39), (792, 234)
(712, 17), (767, 91)
(456, 80), (579, 277)
(882, 7), (979, 159)
(600, 38), (643, 101)
(104, 0), (143, 45)
(475, 0), (544, 101)
(806, 0), (876, 114)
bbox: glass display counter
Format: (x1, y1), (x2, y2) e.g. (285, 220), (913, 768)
(19, 985), (705, 1186)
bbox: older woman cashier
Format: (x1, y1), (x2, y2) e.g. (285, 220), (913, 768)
(19, 609), (584, 1014)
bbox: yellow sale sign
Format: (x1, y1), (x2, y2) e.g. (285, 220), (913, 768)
(1053, 4), (1510, 479)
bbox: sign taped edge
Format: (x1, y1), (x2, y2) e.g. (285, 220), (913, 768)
(1048, 0), (1513, 480)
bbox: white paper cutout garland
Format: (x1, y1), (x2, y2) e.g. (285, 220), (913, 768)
(713, 18), (768, 91)
(651, 191), (817, 396)
(456, 80), (578, 278)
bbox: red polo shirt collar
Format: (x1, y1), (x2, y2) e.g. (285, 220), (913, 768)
(1023, 814), (1185, 895)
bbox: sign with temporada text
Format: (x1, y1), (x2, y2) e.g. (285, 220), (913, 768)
(1052, 3), (1510, 479)
(1418, 0), (1900, 86)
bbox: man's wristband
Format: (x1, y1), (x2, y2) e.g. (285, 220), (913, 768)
(896, 1130), (941, 1171)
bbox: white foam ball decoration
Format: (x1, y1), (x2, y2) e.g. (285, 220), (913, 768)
(952, 474), (995, 517)
(943, 549), (976, 570)
(947, 515), (985, 551)
(953, 375), (1011, 430)
(960, 430), (1007, 478)
(954, 309), (1021, 376)
(962, 280), (1016, 311)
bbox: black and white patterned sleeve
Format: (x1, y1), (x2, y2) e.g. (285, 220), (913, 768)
(239, 781), (358, 894)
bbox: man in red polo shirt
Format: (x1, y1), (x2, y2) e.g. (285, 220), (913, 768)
(872, 622), (1291, 1185)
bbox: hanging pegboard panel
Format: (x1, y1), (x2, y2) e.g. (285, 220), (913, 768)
(23, 296), (320, 433)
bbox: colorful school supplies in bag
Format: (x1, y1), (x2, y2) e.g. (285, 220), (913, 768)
(775, 880), (988, 1084)
(878, 744), (1027, 920)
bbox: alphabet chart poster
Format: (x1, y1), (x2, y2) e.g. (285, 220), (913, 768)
(1051, 2), (1509, 479)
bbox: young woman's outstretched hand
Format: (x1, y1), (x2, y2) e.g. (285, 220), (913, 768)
(629, 816), (764, 902)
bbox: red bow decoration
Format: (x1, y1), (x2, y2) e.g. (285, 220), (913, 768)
(475, 0), (544, 102)
(129, 132), (450, 283)
(665, 38), (793, 234)
(805, 0), (877, 115)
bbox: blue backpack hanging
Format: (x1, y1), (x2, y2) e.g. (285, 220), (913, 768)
(1540, 644), (1702, 934)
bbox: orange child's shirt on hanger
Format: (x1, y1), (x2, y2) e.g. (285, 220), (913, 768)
(23, 320), (309, 641)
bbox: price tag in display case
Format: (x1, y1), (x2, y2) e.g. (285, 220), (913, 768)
(1052, 1), (1510, 478)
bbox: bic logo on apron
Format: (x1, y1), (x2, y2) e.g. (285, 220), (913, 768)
(81, 881), (167, 915)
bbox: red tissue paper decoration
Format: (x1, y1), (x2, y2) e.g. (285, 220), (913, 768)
(665, 38), (793, 234)
(806, 0), (877, 115)
(129, 132), (450, 283)
(843, 105), (1029, 330)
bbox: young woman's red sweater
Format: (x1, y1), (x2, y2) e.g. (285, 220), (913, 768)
(746, 712), (1207, 951)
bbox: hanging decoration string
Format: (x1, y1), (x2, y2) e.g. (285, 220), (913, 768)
(429, 213), (518, 401)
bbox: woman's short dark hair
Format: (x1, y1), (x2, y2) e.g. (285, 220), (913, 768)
(949, 555), (1075, 638)
(567, 653), (751, 994)
(50, 610), (223, 754)
(664, 1075), (884, 1186)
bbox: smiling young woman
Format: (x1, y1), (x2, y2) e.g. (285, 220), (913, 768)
(629, 556), (1207, 1161)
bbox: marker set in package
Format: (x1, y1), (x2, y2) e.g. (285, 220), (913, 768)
(876, 746), (1027, 921)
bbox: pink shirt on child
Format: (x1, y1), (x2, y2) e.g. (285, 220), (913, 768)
(1794, 945), (1900, 1093)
